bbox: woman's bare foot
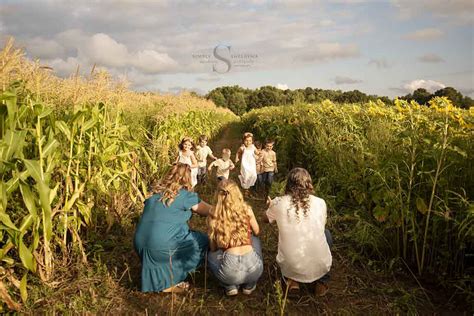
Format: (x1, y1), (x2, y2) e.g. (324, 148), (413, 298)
(162, 281), (190, 293)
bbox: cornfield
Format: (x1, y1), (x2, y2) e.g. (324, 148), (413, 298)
(243, 99), (473, 281)
(0, 39), (236, 311)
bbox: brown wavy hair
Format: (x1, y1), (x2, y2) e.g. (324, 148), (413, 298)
(285, 168), (313, 220)
(152, 163), (192, 206)
(178, 137), (195, 151)
(207, 180), (251, 249)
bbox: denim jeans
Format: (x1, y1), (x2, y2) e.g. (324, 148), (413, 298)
(207, 236), (264, 291)
(262, 172), (274, 186)
(197, 167), (207, 184)
(318, 229), (333, 284)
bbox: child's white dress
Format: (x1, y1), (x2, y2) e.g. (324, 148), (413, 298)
(238, 144), (257, 189)
(178, 151), (198, 188)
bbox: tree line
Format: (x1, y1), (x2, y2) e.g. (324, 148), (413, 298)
(205, 85), (473, 115)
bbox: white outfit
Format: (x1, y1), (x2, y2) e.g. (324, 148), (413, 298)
(196, 145), (213, 168)
(238, 144), (257, 189)
(178, 151), (198, 187)
(266, 195), (332, 283)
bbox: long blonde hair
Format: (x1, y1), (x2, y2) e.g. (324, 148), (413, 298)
(152, 163), (192, 206)
(207, 180), (251, 249)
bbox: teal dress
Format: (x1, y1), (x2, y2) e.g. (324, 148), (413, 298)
(134, 189), (209, 292)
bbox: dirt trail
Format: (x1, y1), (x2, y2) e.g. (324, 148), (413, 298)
(98, 122), (450, 315)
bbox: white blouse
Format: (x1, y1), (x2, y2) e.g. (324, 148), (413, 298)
(266, 195), (332, 283)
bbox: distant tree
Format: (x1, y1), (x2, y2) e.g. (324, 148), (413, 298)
(434, 87), (464, 108)
(335, 90), (369, 103)
(227, 92), (247, 115)
(207, 90), (226, 108)
(461, 96), (474, 109)
(411, 88), (432, 105)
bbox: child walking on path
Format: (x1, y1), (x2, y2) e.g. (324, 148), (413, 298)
(235, 132), (258, 193)
(195, 135), (217, 184)
(265, 168), (332, 297)
(176, 137), (199, 188)
(261, 139), (278, 195)
(254, 141), (264, 192)
(207, 179), (263, 296)
(208, 148), (235, 181)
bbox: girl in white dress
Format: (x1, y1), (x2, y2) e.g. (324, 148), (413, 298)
(176, 137), (198, 188)
(265, 168), (332, 297)
(235, 132), (258, 193)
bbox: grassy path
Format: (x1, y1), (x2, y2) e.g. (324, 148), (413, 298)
(31, 121), (454, 314)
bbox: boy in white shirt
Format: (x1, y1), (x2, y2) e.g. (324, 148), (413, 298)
(195, 135), (217, 184)
(208, 148), (235, 181)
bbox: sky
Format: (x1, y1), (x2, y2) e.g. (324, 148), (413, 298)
(1, 0), (473, 98)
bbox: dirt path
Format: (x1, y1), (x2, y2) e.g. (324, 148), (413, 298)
(35, 122), (458, 314)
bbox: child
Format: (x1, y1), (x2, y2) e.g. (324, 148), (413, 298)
(208, 148), (235, 181)
(261, 139), (278, 195)
(207, 179), (263, 296)
(265, 168), (332, 297)
(235, 132), (258, 194)
(195, 135), (217, 184)
(254, 141), (264, 192)
(176, 137), (198, 188)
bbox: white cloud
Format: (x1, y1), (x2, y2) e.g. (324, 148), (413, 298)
(417, 53), (445, 63)
(404, 28), (444, 41)
(392, 0), (474, 24)
(298, 42), (359, 62)
(276, 83), (289, 90)
(25, 37), (66, 59)
(334, 76), (362, 84)
(404, 79), (446, 93)
(368, 58), (390, 69)
(132, 49), (177, 73)
(45, 57), (81, 77)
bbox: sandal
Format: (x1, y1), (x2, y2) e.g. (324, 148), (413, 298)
(282, 277), (300, 294)
(162, 281), (190, 293)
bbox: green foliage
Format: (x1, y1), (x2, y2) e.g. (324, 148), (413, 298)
(242, 98), (474, 280)
(0, 88), (236, 310)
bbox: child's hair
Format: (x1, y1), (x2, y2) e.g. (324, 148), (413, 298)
(198, 135), (208, 142)
(207, 179), (251, 249)
(265, 139), (275, 145)
(254, 141), (262, 149)
(153, 163), (192, 206)
(284, 168), (314, 220)
(178, 137), (195, 151)
(242, 132), (253, 142)
(222, 148), (231, 156)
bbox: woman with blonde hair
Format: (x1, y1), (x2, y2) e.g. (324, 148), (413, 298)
(134, 163), (212, 293)
(207, 179), (263, 296)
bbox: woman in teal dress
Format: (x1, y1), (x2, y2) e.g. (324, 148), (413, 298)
(134, 163), (212, 293)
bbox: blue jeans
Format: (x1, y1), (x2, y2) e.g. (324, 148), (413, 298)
(207, 236), (264, 291)
(262, 172), (274, 187)
(318, 229), (333, 284)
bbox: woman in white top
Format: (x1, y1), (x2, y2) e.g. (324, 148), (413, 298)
(265, 167), (332, 296)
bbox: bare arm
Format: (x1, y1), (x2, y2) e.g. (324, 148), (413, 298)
(248, 207), (260, 235)
(235, 146), (243, 163)
(191, 201), (212, 216)
(209, 239), (217, 252)
(262, 196), (272, 223)
(190, 153), (198, 168)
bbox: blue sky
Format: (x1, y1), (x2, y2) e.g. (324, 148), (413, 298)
(1, 0), (472, 97)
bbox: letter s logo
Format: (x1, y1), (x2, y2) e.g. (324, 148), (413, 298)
(213, 45), (231, 73)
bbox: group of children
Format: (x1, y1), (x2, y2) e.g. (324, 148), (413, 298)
(174, 133), (332, 297)
(176, 133), (277, 196)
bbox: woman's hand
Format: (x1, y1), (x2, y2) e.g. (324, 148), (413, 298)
(191, 201), (212, 216)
